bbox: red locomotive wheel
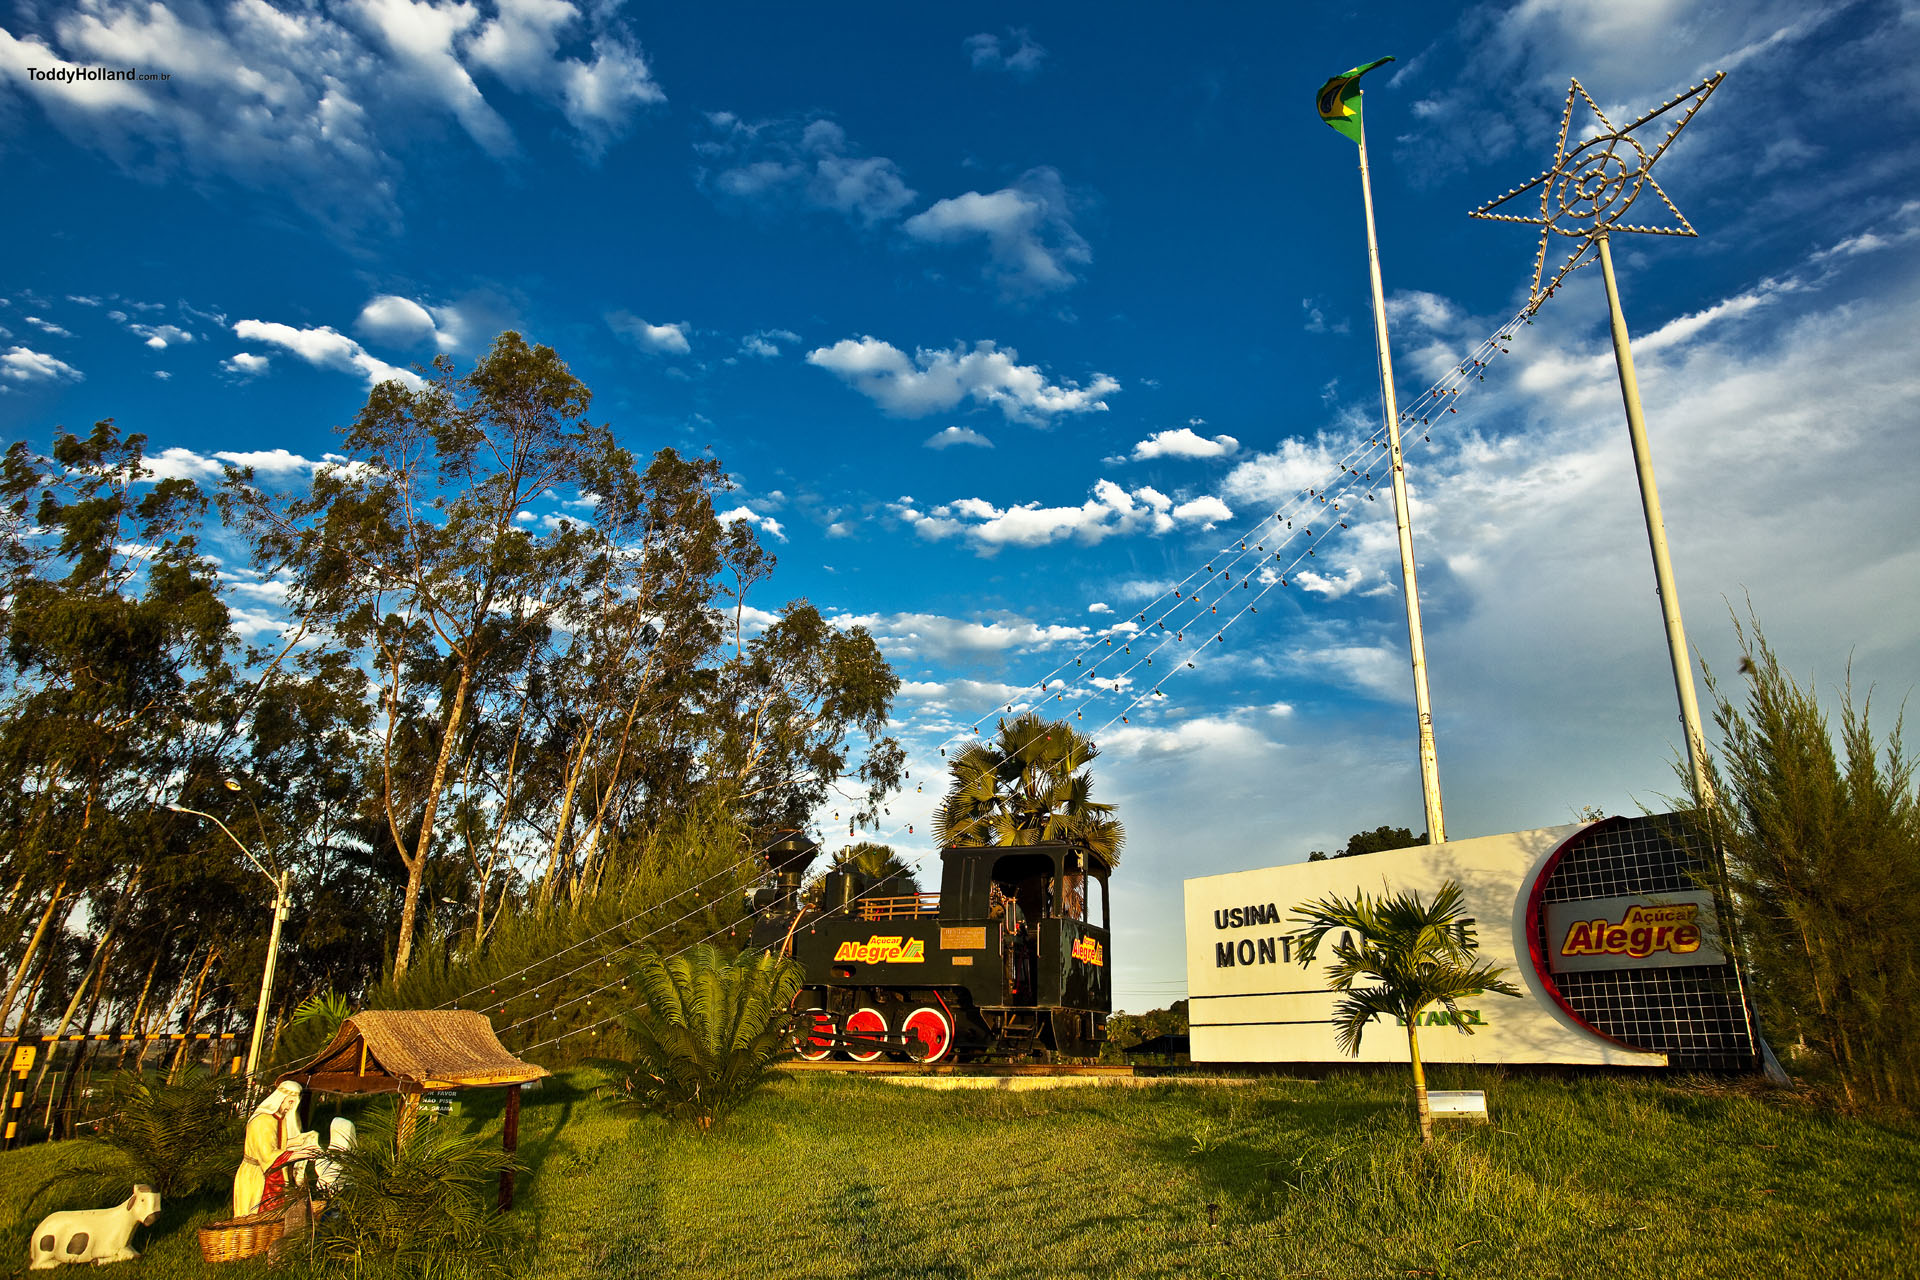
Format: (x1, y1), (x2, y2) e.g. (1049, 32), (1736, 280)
(792, 1008), (834, 1062)
(901, 1006), (952, 1063)
(842, 1007), (888, 1063)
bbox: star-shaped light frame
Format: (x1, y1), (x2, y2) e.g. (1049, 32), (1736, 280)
(1471, 73), (1723, 308)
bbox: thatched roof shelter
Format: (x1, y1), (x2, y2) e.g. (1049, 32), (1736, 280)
(279, 1010), (549, 1096)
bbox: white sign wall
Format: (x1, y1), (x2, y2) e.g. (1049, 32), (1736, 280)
(1183, 823), (1667, 1067)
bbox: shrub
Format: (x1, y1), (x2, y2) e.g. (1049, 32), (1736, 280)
(1684, 613), (1920, 1110)
(603, 944), (803, 1131)
(24, 1067), (242, 1219)
(298, 1099), (521, 1278)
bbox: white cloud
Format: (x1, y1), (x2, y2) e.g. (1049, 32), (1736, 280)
(1, 346), (82, 383)
(465, 0), (664, 154)
(129, 322), (192, 349)
(890, 478), (1229, 553)
(902, 167), (1089, 297)
(740, 328), (799, 358)
(807, 336), (1117, 422)
(698, 113), (914, 227)
(142, 445), (327, 483)
(716, 505), (787, 542)
(924, 426), (993, 450)
(223, 352), (270, 377)
(356, 294), (442, 348)
(1087, 602), (1112, 615)
(0, 0), (665, 231)
(964, 28), (1046, 76)
(1220, 437), (1342, 505)
(608, 312), (690, 355)
(1130, 427), (1240, 461)
(1103, 715), (1273, 759)
(24, 315), (71, 337)
(231, 319), (422, 388)
(1170, 496), (1233, 529)
(829, 609), (1088, 665)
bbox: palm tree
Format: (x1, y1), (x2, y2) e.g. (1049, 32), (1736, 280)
(930, 713), (1124, 865)
(605, 943), (804, 1131)
(829, 842), (919, 894)
(1290, 881), (1520, 1141)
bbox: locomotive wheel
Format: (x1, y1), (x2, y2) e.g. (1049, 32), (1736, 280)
(792, 1008), (834, 1062)
(842, 1006), (888, 1063)
(901, 1006), (953, 1063)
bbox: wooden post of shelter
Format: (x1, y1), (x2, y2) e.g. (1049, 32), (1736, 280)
(278, 1010), (548, 1210)
(499, 1084), (521, 1211)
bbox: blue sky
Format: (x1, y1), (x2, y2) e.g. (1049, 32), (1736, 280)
(5, 0), (1918, 1009)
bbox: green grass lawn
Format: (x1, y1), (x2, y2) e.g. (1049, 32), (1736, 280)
(4, 1067), (1914, 1279)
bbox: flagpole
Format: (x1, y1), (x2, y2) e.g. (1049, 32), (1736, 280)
(1356, 106), (1447, 844)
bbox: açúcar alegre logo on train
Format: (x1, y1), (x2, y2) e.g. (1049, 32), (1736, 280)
(1070, 936), (1105, 967)
(832, 935), (925, 964)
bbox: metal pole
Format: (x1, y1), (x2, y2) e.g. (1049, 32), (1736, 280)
(243, 872), (289, 1091)
(1357, 109), (1446, 844)
(1595, 233), (1713, 803)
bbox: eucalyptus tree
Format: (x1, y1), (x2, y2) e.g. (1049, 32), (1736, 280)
(0, 423), (240, 1034)
(231, 333), (663, 975)
(931, 712), (1124, 863)
(1289, 882), (1521, 1140)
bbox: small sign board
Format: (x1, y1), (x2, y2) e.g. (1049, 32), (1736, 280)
(420, 1090), (457, 1117)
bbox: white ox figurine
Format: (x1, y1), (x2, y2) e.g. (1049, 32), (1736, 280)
(28, 1185), (160, 1270)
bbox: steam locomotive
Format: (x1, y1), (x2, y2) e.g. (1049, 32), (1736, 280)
(749, 835), (1112, 1062)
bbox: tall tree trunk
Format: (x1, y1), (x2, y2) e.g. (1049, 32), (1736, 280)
(395, 665), (475, 977)
(28, 870), (139, 1116)
(119, 943), (165, 1072)
(0, 879), (67, 1033)
(1408, 1021), (1432, 1143)
(51, 933), (116, 1136)
(168, 946), (220, 1082)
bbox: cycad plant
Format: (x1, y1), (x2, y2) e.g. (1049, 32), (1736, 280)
(931, 713), (1124, 864)
(28, 1067), (241, 1211)
(604, 943), (804, 1131)
(1291, 882), (1520, 1140)
(302, 1099), (521, 1279)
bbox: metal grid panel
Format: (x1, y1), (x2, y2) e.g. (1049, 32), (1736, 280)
(1538, 817), (1756, 1069)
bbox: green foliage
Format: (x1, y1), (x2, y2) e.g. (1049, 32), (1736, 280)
(604, 944), (803, 1131)
(292, 990), (354, 1045)
(931, 712), (1124, 864)
(1293, 881), (1521, 1140)
(299, 1100), (522, 1278)
(1292, 882), (1520, 1056)
(1684, 612), (1920, 1111)
(1100, 1000), (1188, 1062)
(26, 1068), (241, 1215)
(1307, 825), (1430, 861)
(821, 841), (919, 896)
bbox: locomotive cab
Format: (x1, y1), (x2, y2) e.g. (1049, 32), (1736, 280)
(758, 840), (1112, 1062)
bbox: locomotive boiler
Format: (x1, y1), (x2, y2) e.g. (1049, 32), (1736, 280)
(750, 835), (1112, 1062)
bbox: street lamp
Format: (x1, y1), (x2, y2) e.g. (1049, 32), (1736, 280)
(166, 793), (290, 1094)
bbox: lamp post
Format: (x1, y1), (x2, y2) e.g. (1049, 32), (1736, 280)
(166, 798), (289, 1093)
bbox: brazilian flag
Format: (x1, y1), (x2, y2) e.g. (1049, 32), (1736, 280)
(1316, 56), (1395, 144)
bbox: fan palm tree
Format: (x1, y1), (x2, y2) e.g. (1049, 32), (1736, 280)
(1291, 882), (1521, 1140)
(829, 842), (919, 894)
(605, 943), (804, 1131)
(930, 713), (1124, 865)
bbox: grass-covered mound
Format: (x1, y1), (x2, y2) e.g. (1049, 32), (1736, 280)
(2, 1068), (1911, 1279)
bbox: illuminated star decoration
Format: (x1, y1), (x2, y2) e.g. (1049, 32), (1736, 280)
(1470, 73), (1723, 308)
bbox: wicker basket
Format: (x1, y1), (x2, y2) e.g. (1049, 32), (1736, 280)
(197, 1200), (326, 1264)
